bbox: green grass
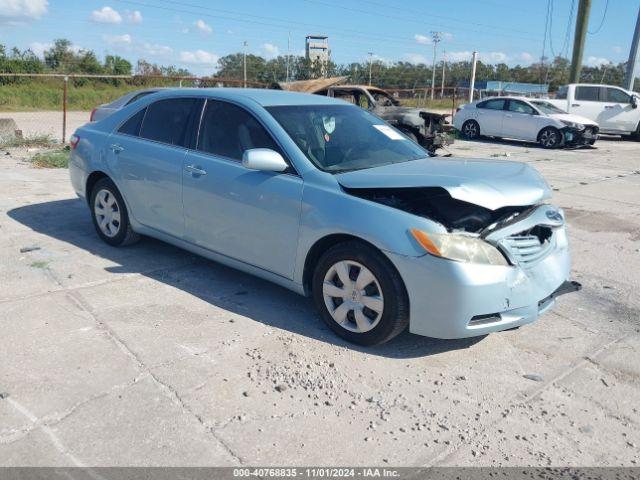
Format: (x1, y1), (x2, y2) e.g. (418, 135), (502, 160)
(0, 81), (182, 111)
(400, 97), (460, 111)
(31, 147), (69, 168)
(30, 260), (50, 269)
(0, 134), (55, 148)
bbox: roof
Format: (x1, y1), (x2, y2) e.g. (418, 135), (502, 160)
(144, 87), (345, 107)
(277, 76), (348, 93)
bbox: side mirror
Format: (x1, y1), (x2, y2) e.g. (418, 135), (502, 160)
(631, 96), (638, 109)
(242, 148), (288, 172)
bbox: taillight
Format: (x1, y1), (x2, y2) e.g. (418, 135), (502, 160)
(90, 108), (97, 122)
(69, 134), (80, 149)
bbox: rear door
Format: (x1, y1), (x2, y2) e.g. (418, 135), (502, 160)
(107, 97), (202, 237)
(182, 99), (303, 278)
(569, 86), (603, 125)
(503, 99), (540, 141)
(475, 98), (507, 136)
(599, 87), (638, 133)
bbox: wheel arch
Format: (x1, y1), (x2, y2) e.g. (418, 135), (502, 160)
(85, 170), (110, 205)
(302, 233), (386, 296)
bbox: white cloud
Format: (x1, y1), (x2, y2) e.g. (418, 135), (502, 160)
(519, 52), (534, 63)
(0, 0), (48, 24)
(446, 51), (509, 63)
(402, 53), (428, 65)
(194, 18), (212, 34)
(586, 56), (611, 67)
(261, 43), (279, 59)
(29, 41), (84, 58)
(179, 49), (218, 64)
(140, 42), (173, 58)
(414, 34), (430, 45)
(612, 46), (623, 54)
(442, 32), (453, 41)
(91, 6), (121, 24)
(125, 9), (142, 24)
(103, 34), (132, 46)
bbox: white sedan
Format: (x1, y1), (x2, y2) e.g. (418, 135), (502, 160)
(453, 96), (599, 148)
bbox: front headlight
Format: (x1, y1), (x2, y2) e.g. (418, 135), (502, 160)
(561, 120), (585, 131)
(410, 229), (509, 266)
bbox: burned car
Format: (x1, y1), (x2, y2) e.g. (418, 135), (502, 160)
(279, 78), (452, 154)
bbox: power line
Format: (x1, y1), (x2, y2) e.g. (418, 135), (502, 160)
(588, 0), (609, 34)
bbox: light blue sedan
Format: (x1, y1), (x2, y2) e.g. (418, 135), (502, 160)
(69, 88), (580, 345)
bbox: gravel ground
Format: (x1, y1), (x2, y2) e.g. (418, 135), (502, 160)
(0, 136), (639, 467)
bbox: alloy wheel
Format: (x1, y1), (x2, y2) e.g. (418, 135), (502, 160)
(322, 260), (384, 333)
(540, 129), (558, 148)
(463, 121), (478, 138)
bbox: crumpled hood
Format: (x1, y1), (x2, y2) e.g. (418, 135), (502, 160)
(336, 157), (552, 210)
(549, 112), (598, 127)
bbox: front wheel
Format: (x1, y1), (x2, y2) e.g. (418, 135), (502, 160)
(461, 120), (480, 139)
(312, 241), (409, 346)
(90, 177), (140, 247)
(539, 127), (562, 149)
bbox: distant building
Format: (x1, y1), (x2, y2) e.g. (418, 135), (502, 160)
(458, 80), (549, 98)
(305, 35), (330, 75)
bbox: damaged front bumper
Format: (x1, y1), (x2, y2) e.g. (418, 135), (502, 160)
(385, 206), (579, 339)
(561, 125), (599, 147)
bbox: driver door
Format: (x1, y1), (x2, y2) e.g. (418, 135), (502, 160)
(182, 99), (303, 279)
(599, 87), (638, 133)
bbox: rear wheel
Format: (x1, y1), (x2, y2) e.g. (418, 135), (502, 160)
(312, 241), (409, 346)
(90, 177), (140, 247)
(461, 120), (480, 139)
(539, 127), (562, 149)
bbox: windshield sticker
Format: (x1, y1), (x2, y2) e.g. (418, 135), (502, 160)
(373, 124), (405, 140)
(322, 116), (336, 134)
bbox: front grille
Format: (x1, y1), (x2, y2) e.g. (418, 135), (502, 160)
(500, 229), (554, 266)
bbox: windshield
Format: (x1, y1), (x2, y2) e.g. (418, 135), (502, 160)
(266, 104), (427, 173)
(531, 100), (566, 115)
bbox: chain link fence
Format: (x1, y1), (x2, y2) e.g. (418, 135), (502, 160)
(0, 73), (267, 145)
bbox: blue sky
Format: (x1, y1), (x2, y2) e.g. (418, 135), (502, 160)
(0, 0), (638, 76)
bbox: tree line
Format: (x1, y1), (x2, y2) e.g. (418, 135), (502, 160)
(1, 38), (637, 92)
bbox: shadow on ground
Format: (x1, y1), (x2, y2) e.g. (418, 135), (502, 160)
(8, 198), (484, 359)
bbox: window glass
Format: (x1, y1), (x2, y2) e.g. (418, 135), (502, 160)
(575, 86), (600, 101)
(118, 108), (146, 136)
(266, 104), (427, 173)
(197, 100), (279, 160)
(556, 86), (568, 100)
(140, 98), (198, 146)
(125, 90), (157, 106)
(477, 99), (506, 110)
(507, 100), (536, 115)
(605, 88), (630, 103)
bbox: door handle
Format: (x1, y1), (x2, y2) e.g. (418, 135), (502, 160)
(571, 103), (581, 107)
(185, 164), (207, 176)
(505, 113), (513, 117)
(110, 143), (124, 154)
(604, 105), (615, 109)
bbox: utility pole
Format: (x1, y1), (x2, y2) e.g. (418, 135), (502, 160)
(286, 32), (291, 83)
(624, 6), (640, 91)
(440, 50), (446, 98)
(569, 0), (592, 83)
(469, 51), (478, 103)
(368, 52), (374, 85)
(243, 41), (248, 88)
(430, 31), (442, 100)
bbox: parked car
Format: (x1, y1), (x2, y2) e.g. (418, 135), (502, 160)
(90, 88), (162, 122)
(546, 83), (640, 138)
(279, 78), (452, 154)
(453, 96), (599, 148)
(69, 88), (579, 345)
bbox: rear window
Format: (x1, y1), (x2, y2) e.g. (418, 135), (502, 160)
(556, 86), (568, 100)
(140, 98), (199, 146)
(118, 108), (146, 136)
(477, 99), (506, 110)
(575, 86), (600, 101)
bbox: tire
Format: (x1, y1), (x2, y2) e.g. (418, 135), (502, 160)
(538, 127), (562, 149)
(312, 241), (409, 346)
(461, 120), (480, 139)
(89, 177), (140, 247)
